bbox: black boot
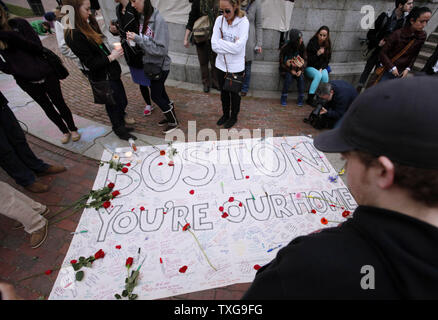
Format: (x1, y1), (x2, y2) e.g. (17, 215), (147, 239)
(115, 126), (137, 141)
(306, 94), (315, 106)
(158, 101), (174, 126)
(217, 103), (230, 126)
(217, 115), (229, 126)
(224, 117), (237, 129)
(162, 105), (178, 134)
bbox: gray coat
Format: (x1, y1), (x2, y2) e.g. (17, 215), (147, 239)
(133, 9), (172, 71)
(242, 0), (263, 62)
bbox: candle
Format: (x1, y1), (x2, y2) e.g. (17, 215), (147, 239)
(113, 42), (122, 50)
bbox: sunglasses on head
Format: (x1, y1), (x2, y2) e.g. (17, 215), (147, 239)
(219, 9), (232, 15)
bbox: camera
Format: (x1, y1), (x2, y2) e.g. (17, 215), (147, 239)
(303, 97), (329, 129)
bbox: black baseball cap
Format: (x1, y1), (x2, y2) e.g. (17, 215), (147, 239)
(313, 76), (438, 169)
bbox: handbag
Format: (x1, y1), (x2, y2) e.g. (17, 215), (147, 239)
(220, 17), (244, 93)
(192, 15), (211, 44)
(143, 60), (164, 81)
(41, 47), (69, 80)
(366, 39), (415, 88)
(88, 75), (116, 105)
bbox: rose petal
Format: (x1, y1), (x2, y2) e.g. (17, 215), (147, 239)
(219, 206), (224, 212)
(229, 197), (234, 202)
(221, 212), (229, 218)
(253, 264), (261, 271)
(179, 265), (188, 273)
(189, 190), (195, 195)
(158, 162), (163, 166)
(115, 245), (121, 249)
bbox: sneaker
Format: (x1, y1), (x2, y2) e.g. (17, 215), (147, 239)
(14, 207), (50, 230)
(162, 123), (178, 134)
(143, 105), (154, 116)
(281, 94), (287, 107)
(61, 133), (71, 144)
(24, 182), (49, 193)
(224, 118), (237, 129)
(71, 131), (81, 142)
(36, 165), (66, 177)
(216, 115), (229, 126)
(30, 220), (48, 249)
(297, 95), (304, 107)
(124, 115), (136, 125)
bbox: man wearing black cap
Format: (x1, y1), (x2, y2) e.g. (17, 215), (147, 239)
(242, 76), (438, 299)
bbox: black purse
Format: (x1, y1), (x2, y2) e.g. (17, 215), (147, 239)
(143, 56), (165, 81)
(220, 17), (244, 93)
(41, 47), (69, 80)
(88, 73), (116, 105)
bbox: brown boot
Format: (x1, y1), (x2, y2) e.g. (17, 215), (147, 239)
(14, 207), (50, 230)
(24, 182), (49, 193)
(30, 220), (48, 249)
(36, 165), (66, 177)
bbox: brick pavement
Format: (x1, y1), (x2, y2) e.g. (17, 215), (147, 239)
(0, 27), (321, 300)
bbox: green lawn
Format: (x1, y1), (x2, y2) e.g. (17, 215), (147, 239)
(5, 3), (35, 18)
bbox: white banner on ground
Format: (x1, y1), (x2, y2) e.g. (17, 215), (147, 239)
(49, 136), (356, 300)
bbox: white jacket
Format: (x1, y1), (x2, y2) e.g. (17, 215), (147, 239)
(211, 15), (249, 73)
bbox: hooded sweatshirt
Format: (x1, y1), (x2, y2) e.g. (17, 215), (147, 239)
(133, 9), (171, 71)
(211, 14), (249, 73)
(243, 206), (438, 299)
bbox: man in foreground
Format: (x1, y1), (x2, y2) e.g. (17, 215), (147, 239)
(243, 76), (438, 299)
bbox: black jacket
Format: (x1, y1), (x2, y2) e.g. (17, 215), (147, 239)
(325, 80), (358, 121)
(110, 2), (143, 69)
(306, 37), (331, 70)
(367, 11), (406, 50)
(243, 205), (438, 299)
(65, 29), (121, 82)
(0, 18), (51, 82)
(422, 43), (438, 75)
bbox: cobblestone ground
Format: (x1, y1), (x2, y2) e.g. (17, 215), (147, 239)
(0, 30), (320, 300)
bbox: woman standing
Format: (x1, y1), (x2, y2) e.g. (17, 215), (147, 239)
(305, 26), (332, 106)
(378, 6), (430, 83)
(240, 0), (262, 97)
(64, 0), (136, 141)
(184, 0), (219, 93)
(127, 0), (179, 134)
(110, 0), (154, 116)
(0, 6), (80, 144)
(211, 0), (249, 129)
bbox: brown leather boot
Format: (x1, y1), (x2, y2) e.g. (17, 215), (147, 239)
(36, 165), (66, 177)
(24, 182), (49, 193)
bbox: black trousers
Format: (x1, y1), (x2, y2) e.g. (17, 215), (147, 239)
(216, 68), (243, 119)
(150, 70), (171, 113)
(17, 72), (78, 134)
(105, 79), (128, 133)
(0, 103), (48, 187)
(358, 47), (381, 87)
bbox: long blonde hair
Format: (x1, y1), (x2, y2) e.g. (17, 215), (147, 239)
(0, 5), (10, 50)
(63, 0), (103, 45)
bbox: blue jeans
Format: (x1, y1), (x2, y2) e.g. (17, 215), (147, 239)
(305, 67), (329, 94)
(282, 72), (304, 96)
(241, 61), (252, 93)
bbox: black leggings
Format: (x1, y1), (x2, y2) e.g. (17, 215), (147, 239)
(216, 68), (243, 119)
(17, 73), (78, 134)
(139, 84), (152, 106)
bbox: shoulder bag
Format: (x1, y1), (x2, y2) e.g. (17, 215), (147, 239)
(366, 38), (415, 88)
(41, 47), (69, 80)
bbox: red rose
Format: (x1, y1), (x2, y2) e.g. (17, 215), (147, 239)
(160, 150), (166, 156)
(179, 265), (188, 273)
(168, 161), (174, 167)
(321, 218), (328, 225)
(182, 223), (190, 231)
(45, 269), (52, 275)
(126, 257), (134, 268)
(311, 209), (317, 214)
(221, 212), (229, 218)
(140, 206), (145, 211)
(158, 162), (163, 166)
(70, 260), (77, 265)
(94, 249), (105, 260)
(115, 245), (121, 249)
(126, 163), (131, 167)
(122, 167), (128, 173)
(189, 190), (195, 195)
(111, 190), (120, 198)
(228, 197), (234, 202)
(107, 183), (115, 189)
(219, 206), (224, 212)
(253, 264), (261, 271)
(102, 201), (111, 209)
(342, 210), (351, 218)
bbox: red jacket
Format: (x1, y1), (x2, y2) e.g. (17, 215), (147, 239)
(379, 25), (426, 71)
